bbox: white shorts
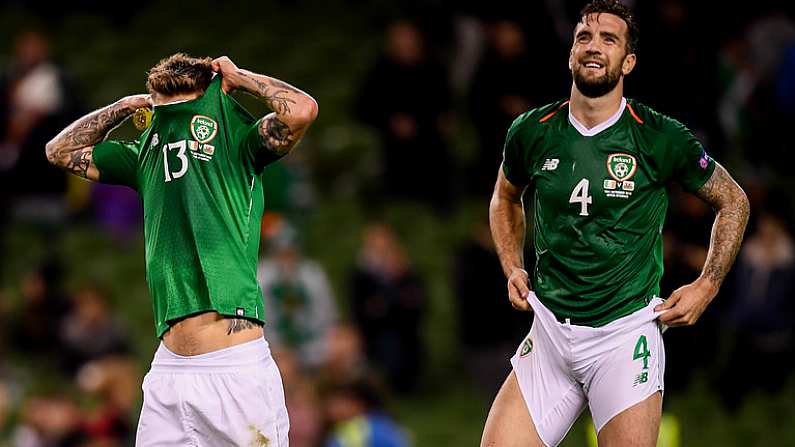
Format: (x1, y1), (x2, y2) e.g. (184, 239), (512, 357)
(135, 337), (289, 447)
(511, 292), (665, 447)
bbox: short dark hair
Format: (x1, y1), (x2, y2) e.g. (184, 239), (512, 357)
(146, 53), (213, 96)
(580, 0), (639, 54)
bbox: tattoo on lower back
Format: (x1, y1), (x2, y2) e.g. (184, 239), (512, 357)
(258, 116), (295, 156)
(226, 317), (261, 335)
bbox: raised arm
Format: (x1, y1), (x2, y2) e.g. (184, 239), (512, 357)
(45, 95), (151, 181)
(489, 167), (532, 311)
(657, 163), (750, 326)
(211, 56), (318, 159)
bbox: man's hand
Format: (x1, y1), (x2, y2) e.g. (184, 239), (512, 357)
(211, 56), (240, 93)
(655, 278), (718, 326)
(507, 268), (532, 311)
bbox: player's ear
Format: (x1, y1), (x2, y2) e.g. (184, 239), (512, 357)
(568, 48), (574, 71)
(622, 53), (636, 76)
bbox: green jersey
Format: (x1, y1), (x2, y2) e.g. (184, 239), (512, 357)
(502, 98), (715, 326)
(93, 76), (281, 336)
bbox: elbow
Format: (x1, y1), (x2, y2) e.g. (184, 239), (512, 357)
(298, 96), (319, 126)
(44, 139), (59, 165)
(738, 188), (751, 219)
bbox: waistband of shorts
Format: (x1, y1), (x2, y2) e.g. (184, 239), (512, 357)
(529, 291), (661, 329)
(150, 337), (271, 372)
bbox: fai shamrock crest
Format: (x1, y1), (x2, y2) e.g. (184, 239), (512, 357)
(190, 115), (218, 144)
(606, 153), (637, 182)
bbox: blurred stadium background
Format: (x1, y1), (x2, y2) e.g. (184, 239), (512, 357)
(1, 0), (795, 445)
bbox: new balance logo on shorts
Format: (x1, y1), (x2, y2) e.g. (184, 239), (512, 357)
(633, 372), (649, 386)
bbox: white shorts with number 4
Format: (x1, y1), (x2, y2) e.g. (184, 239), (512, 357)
(511, 291), (665, 447)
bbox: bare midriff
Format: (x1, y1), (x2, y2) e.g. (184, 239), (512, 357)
(162, 311), (263, 356)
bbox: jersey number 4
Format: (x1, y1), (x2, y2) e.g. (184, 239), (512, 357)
(163, 140), (189, 182)
(569, 178), (592, 216)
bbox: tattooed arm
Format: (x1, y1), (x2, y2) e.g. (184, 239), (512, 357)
(490, 167), (532, 312)
(211, 56), (318, 159)
(218, 58), (317, 156)
(45, 95), (151, 181)
(656, 163), (750, 326)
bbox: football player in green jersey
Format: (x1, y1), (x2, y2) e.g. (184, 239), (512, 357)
(46, 53), (318, 446)
(481, 1), (749, 446)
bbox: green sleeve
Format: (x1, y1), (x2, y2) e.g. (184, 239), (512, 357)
(501, 114), (532, 186)
(668, 121), (715, 192)
(238, 118), (285, 174)
(92, 140), (140, 189)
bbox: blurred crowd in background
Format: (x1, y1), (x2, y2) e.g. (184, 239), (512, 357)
(1, 0), (794, 445)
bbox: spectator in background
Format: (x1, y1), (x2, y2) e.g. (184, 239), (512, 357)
(453, 219), (527, 396)
(8, 259), (71, 359)
(321, 323), (372, 385)
(323, 376), (409, 447)
(467, 20), (539, 196)
(12, 395), (85, 447)
(719, 198), (795, 409)
(258, 219), (337, 370)
(717, 9), (795, 170)
(76, 356), (139, 446)
(350, 223), (426, 394)
(356, 21), (454, 210)
(59, 284), (131, 375)
(271, 348), (325, 447)
(0, 30), (79, 221)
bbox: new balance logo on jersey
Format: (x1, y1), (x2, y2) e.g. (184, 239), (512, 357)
(542, 159), (559, 171)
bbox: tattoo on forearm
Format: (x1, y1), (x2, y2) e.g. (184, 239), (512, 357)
(226, 317), (262, 335)
(258, 115), (295, 156)
(239, 72), (297, 115)
(695, 165), (750, 285)
(62, 103), (131, 148)
(47, 101), (132, 178)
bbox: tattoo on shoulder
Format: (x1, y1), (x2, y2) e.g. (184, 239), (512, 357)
(258, 116), (295, 156)
(226, 317), (262, 335)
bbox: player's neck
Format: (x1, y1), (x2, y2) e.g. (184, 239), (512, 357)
(152, 91), (202, 106)
(569, 83), (624, 130)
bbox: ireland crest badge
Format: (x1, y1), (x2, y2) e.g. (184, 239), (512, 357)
(190, 115), (218, 144)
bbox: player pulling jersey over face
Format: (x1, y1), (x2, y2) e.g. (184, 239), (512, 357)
(93, 76), (274, 337)
(502, 98), (715, 326)
(46, 53), (318, 447)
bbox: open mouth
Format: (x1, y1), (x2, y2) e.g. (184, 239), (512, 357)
(583, 60), (604, 69)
